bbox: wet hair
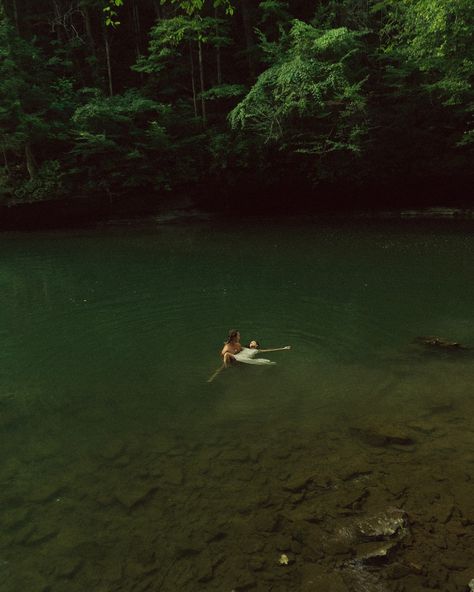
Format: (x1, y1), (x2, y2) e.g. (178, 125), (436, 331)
(226, 329), (240, 344)
(248, 340), (260, 348)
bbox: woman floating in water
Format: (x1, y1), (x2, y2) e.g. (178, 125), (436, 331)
(207, 329), (291, 382)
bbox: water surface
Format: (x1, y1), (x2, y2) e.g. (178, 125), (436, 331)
(1, 218), (473, 591)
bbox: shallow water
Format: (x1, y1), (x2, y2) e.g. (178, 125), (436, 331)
(0, 217), (473, 591)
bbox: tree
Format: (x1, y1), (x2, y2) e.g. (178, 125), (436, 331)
(1, 0), (472, 212)
(229, 20), (368, 182)
(134, 13), (238, 125)
(381, 0), (474, 145)
(103, 0), (234, 24)
(69, 89), (175, 196)
(0, 10), (75, 201)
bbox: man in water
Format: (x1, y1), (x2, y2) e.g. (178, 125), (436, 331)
(221, 329), (243, 367)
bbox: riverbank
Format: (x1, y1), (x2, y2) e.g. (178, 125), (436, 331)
(1, 175), (474, 231)
(3, 197), (474, 232)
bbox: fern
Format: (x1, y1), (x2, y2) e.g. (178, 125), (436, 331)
(229, 20), (367, 155)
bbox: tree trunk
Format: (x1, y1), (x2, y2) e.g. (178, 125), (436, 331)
(25, 141), (38, 180)
(152, 0), (163, 19)
(83, 6), (96, 54)
(189, 41), (198, 119)
(198, 38), (206, 125)
(2, 141), (10, 175)
(132, 0), (141, 60)
(240, 0), (256, 79)
(12, 0), (20, 34)
(52, 0), (64, 45)
(104, 27), (113, 96)
(214, 7), (222, 85)
(82, 6), (101, 85)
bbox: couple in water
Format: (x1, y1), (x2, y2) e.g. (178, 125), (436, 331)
(221, 330), (291, 367)
(207, 329), (291, 383)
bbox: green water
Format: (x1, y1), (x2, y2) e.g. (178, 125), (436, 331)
(1, 218), (473, 592)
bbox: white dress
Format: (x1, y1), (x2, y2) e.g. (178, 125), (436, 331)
(233, 347), (276, 366)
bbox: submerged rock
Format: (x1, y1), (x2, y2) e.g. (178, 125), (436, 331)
(253, 512), (280, 533)
(55, 557), (84, 578)
(342, 561), (389, 592)
(161, 466), (184, 486)
(283, 473), (312, 493)
(355, 540), (398, 562)
(283, 471), (331, 493)
(99, 438), (126, 461)
(26, 483), (64, 503)
(227, 564), (256, 591)
(406, 420), (437, 435)
(99, 559), (123, 583)
(220, 446), (250, 463)
(351, 425), (415, 448)
(9, 570), (50, 592)
(114, 481), (158, 509)
(3, 506), (31, 530)
(356, 507), (407, 539)
(195, 549), (214, 583)
(301, 566), (348, 591)
(413, 336), (469, 351)
(248, 556), (265, 572)
(330, 508), (409, 567)
(21, 523), (59, 546)
(426, 401), (455, 415)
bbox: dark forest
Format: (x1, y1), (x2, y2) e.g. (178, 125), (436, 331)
(1, 0), (473, 218)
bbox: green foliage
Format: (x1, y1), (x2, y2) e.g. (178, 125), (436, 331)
(259, 1), (290, 23)
(229, 21), (368, 159)
(135, 14), (229, 72)
(12, 160), (63, 203)
(199, 84), (246, 100)
(382, 0), (474, 142)
(0, 21), (49, 146)
(257, 1), (291, 44)
(70, 90), (175, 194)
(104, 0), (234, 25)
(1, 0), (472, 211)
(0, 13), (76, 201)
(132, 7), (231, 119)
(103, 0), (123, 27)
(313, 0), (372, 31)
(458, 129), (474, 147)
(162, 0), (234, 16)
(0, 168), (13, 203)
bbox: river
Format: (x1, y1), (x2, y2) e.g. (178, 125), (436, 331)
(0, 216), (473, 591)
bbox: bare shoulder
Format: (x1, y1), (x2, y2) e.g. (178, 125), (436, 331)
(221, 343), (242, 356)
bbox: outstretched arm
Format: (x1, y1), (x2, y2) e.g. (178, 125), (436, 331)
(258, 346), (291, 353)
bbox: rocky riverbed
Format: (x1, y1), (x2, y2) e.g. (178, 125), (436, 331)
(1, 373), (473, 592)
